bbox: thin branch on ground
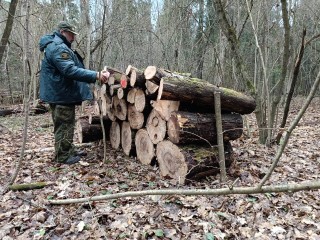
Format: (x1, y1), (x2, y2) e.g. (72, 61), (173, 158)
(48, 180), (320, 205)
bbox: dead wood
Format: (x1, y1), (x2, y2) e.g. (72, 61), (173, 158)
(167, 111), (243, 145)
(135, 128), (155, 165)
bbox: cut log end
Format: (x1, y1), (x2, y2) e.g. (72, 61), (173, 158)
(121, 121), (135, 156)
(128, 104), (144, 129)
(146, 109), (166, 144)
(156, 140), (188, 184)
(134, 89), (146, 112)
(144, 66), (157, 80)
(110, 121), (121, 149)
(125, 65), (132, 76)
(135, 129), (155, 165)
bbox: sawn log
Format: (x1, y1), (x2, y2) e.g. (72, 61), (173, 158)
(157, 76), (256, 114)
(167, 111), (243, 145)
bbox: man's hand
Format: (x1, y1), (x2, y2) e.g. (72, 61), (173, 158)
(97, 70), (110, 84)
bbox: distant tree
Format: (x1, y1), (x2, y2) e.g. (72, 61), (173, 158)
(0, 0), (19, 64)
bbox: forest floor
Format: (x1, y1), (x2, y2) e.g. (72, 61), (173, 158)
(0, 97), (319, 240)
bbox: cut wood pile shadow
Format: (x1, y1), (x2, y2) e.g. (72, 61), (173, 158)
(76, 65), (256, 184)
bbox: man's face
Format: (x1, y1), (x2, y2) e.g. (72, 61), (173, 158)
(61, 30), (76, 43)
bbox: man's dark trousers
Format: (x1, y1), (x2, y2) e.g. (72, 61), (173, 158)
(50, 104), (76, 163)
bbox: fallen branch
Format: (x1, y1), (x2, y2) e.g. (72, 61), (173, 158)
(48, 181), (320, 205)
(9, 182), (48, 191)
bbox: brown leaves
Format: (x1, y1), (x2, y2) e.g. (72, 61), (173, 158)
(1, 99), (320, 238)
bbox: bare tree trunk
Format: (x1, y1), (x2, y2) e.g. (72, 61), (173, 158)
(7, 0), (30, 189)
(267, 0), (291, 145)
(0, 0), (19, 64)
(81, 0), (91, 69)
(213, 0), (254, 93)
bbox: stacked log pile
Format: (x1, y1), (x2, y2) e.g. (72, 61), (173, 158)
(76, 65), (256, 184)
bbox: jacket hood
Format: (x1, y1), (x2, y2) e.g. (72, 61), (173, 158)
(39, 31), (71, 52)
(39, 32), (55, 52)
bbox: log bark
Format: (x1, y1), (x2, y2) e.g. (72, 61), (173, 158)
(157, 76), (256, 114)
(88, 115), (109, 124)
(146, 109), (167, 144)
(135, 128), (155, 165)
(100, 91), (111, 116)
(121, 121), (136, 156)
(128, 104), (145, 129)
(156, 140), (234, 184)
(0, 109), (21, 116)
(106, 104), (116, 122)
(167, 111), (243, 145)
(76, 118), (111, 143)
(110, 121), (121, 149)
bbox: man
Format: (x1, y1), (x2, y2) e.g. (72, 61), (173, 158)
(39, 21), (109, 164)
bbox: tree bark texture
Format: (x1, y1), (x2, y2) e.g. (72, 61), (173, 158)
(167, 111), (243, 145)
(76, 117), (111, 143)
(158, 76), (256, 114)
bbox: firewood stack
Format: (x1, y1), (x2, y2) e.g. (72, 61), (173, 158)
(76, 65), (256, 184)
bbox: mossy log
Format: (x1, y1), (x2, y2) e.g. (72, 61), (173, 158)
(156, 76), (256, 114)
(9, 182), (48, 191)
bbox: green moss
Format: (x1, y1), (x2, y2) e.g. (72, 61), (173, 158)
(182, 145), (218, 162)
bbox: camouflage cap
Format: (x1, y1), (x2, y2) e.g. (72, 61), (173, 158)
(57, 21), (78, 35)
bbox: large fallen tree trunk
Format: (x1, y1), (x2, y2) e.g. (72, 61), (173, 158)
(156, 140), (233, 184)
(167, 111), (243, 145)
(156, 76), (256, 114)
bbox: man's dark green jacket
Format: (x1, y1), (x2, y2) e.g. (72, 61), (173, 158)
(39, 31), (96, 104)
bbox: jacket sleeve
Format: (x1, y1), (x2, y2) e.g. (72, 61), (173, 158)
(49, 45), (97, 83)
